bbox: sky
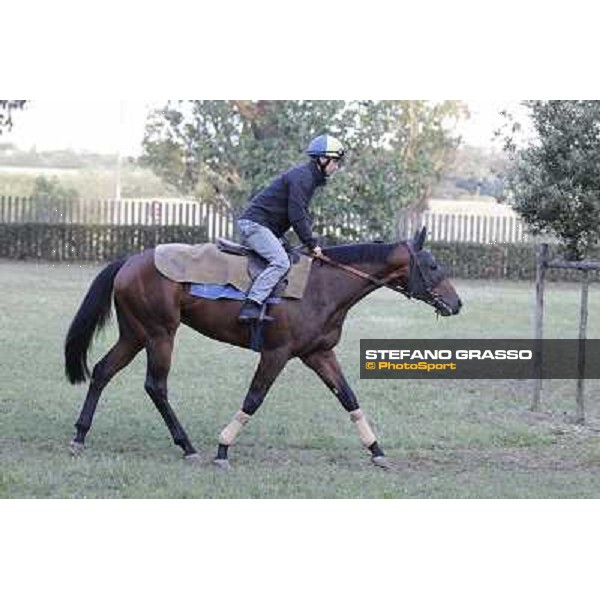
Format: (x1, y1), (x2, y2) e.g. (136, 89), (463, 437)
(2, 100), (161, 156)
(2, 100), (529, 157)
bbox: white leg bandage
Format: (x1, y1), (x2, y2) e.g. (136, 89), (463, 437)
(219, 410), (251, 446)
(349, 409), (377, 447)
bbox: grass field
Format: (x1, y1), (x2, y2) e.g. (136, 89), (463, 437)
(2, 260), (600, 498)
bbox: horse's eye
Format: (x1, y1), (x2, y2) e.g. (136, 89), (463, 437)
(431, 264), (438, 270)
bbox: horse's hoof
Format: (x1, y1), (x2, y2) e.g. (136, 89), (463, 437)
(371, 455), (392, 470)
(69, 440), (85, 457)
(184, 453), (202, 464)
(213, 458), (231, 470)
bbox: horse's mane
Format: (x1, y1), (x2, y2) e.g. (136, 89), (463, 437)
(322, 242), (396, 265)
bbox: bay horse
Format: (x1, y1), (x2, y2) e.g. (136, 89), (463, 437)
(64, 227), (461, 469)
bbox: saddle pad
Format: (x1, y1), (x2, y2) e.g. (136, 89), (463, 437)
(189, 283), (283, 303)
(154, 243), (312, 299)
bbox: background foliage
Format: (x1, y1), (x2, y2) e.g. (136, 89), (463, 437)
(503, 100), (600, 259)
(141, 100), (468, 239)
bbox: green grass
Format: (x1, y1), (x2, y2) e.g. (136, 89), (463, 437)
(2, 261), (600, 498)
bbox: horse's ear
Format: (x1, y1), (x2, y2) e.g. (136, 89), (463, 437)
(413, 226), (427, 251)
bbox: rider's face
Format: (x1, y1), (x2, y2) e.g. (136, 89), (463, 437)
(323, 158), (340, 175)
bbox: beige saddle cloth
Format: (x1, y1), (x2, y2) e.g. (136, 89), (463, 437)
(154, 243), (312, 299)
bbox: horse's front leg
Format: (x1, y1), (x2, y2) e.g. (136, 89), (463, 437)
(214, 348), (290, 469)
(302, 349), (390, 469)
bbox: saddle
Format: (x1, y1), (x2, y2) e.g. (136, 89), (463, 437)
(215, 238), (301, 297)
(154, 241), (311, 299)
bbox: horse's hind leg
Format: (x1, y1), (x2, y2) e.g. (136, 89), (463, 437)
(144, 334), (198, 459)
(71, 336), (143, 455)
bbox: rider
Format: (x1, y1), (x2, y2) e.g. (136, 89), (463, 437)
(237, 134), (345, 321)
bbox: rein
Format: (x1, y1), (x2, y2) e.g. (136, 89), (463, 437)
(310, 244), (417, 299)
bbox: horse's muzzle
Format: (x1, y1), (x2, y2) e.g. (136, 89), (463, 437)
(428, 280), (462, 317)
(430, 293), (462, 317)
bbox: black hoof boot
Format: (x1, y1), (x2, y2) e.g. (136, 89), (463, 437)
(213, 443), (231, 469)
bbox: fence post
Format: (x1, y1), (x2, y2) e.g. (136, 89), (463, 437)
(398, 213), (407, 239)
(576, 270), (589, 424)
(532, 243), (548, 411)
(211, 204), (217, 242)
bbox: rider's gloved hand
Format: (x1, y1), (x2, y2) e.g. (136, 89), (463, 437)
(311, 246), (323, 259)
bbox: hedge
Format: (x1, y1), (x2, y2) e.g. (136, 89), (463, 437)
(429, 241), (600, 283)
(0, 223), (597, 282)
(0, 223), (208, 262)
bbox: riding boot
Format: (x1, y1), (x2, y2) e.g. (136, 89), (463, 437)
(238, 298), (262, 321)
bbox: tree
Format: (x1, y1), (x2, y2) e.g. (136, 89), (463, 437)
(31, 176), (79, 202)
(140, 100), (466, 240)
(503, 101), (600, 259)
(30, 176), (79, 222)
(0, 100), (26, 135)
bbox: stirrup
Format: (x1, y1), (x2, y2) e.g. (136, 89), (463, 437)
(258, 302), (274, 323)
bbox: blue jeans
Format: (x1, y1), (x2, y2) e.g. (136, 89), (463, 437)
(237, 219), (291, 304)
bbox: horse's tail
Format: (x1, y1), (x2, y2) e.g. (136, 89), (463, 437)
(64, 258), (127, 384)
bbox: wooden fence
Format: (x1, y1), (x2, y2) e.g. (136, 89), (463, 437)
(398, 211), (536, 244)
(0, 196), (234, 241)
(532, 243), (600, 423)
(0, 195), (538, 244)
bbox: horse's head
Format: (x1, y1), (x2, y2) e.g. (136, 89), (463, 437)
(388, 227), (462, 317)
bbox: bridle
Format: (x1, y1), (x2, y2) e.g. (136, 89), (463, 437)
(311, 243), (454, 316)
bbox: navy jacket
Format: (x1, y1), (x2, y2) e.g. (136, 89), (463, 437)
(240, 161), (326, 249)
